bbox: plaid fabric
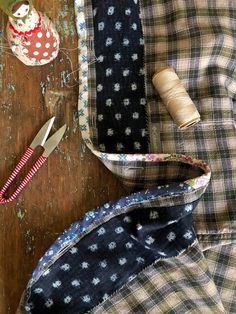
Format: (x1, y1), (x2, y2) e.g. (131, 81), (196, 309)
(140, 0), (236, 239)
(204, 244), (236, 313)
(102, 159), (205, 191)
(85, 0), (99, 148)
(91, 241), (225, 313)
(85, 0), (236, 240)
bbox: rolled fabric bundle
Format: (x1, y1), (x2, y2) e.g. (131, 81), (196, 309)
(152, 67), (201, 129)
(0, 0), (60, 66)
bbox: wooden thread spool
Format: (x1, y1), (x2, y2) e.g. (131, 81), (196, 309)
(152, 67), (201, 129)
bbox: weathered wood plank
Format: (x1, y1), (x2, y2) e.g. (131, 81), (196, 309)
(0, 1), (125, 312)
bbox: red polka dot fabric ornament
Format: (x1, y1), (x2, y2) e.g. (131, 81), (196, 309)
(0, 1), (60, 66)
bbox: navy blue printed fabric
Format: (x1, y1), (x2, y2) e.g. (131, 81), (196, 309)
(92, 0), (148, 153)
(30, 182), (194, 282)
(25, 199), (198, 314)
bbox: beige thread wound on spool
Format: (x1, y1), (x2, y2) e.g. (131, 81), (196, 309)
(152, 67), (201, 129)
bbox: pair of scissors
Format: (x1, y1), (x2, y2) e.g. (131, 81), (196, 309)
(0, 117), (66, 204)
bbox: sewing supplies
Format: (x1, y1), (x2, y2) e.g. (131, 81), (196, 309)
(152, 67), (201, 129)
(0, 117), (66, 204)
(0, 0), (60, 66)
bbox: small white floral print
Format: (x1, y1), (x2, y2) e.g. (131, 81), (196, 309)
(128, 275), (136, 282)
(34, 288), (43, 294)
(103, 293), (109, 301)
(140, 98), (146, 105)
(123, 38), (130, 46)
(97, 227), (106, 236)
(42, 269), (50, 277)
(125, 8), (131, 15)
(81, 262), (89, 269)
(106, 68), (112, 77)
(107, 6), (115, 15)
(106, 98), (112, 106)
(107, 128), (114, 136)
(98, 22), (105, 31)
(52, 281), (61, 288)
(167, 232), (176, 242)
(108, 242), (117, 250)
(114, 53), (121, 61)
(97, 84), (103, 92)
(71, 279), (80, 287)
(70, 247), (78, 254)
(99, 144), (106, 151)
(136, 257), (145, 264)
(64, 296), (72, 304)
(97, 114), (104, 122)
(99, 260), (107, 268)
(45, 299), (54, 308)
(183, 230), (193, 239)
(125, 242), (134, 249)
(117, 143), (124, 151)
(115, 226), (124, 234)
(131, 23), (137, 30)
(115, 113), (122, 120)
(137, 223), (143, 230)
(185, 204), (193, 212)
(140, 38), (144, 45)
(125, 127), (132, 135)
(25, 303), (33, 311)
(132, 53), (138, 61)
(124, 216), (132, 223)
(97, 55), (104, 63)
(88, 244), (98, 252)
(115, 21), (122, 30)
(106, 37), (113, 46)
(131, 83), (137, 91)
(149, 210), (159, 220)
(82, 295), (91, 303)
(119, 257), (127, 265)
(145, 236), (155, 245)
(134, 142), (141, 150)
(114, 83), (120, 91)
(123, 98), (130, 106)
(123, 69), (130, 76)
(139, 68), (145, 75)
(92, 277), (100, 285)
(133, 112), (139, 119)
(141, 129), (147, 137)
(61, 264), (71, 271)
(110, 274), (118, 282)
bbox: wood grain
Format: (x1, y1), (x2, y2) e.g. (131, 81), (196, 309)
(0, 1), (125, 313)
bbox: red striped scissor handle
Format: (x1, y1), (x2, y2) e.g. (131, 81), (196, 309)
(0, 148), (47, 204)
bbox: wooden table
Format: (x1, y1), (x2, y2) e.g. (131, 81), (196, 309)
(0, 1), (125, 312)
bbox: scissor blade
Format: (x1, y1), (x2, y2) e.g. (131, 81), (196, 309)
(42, 124), (67, 157)
(30, 117), (55, 149)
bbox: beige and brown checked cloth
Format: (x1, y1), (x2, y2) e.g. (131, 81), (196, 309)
(74, 0), (236, 312)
